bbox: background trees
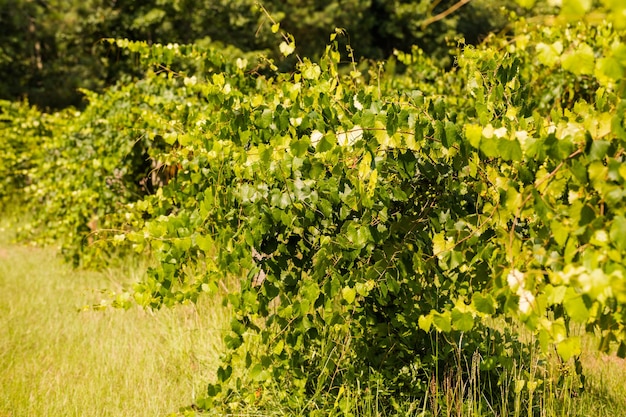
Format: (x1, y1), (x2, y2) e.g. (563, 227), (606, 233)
(0, 0), (521, 110)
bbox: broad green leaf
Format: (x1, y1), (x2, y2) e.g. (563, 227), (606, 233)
(434, 120), (445, 146)
(612, 42), (626, 66)
(196, 235), (213, 253)
(231, 318), (246, 336)
(279, 41), (295, 57)
(316, 132), (336, 152)
(560, 0), (593, 17)
(588, 161), (607, 186)
(498, 139), (523, 161)
(588, 140), (610, 161)
(597, 57), (624, 82)
(550, 318), (568, 343)
(386, 105), (399, 136)
(535, 42), (563, 67)
(464, 124), (482, 148)
(472, 293), (496, 315)
(561, 43), (595, 75)
(290, 138), (310, 157)
(544, 284), (567, 305)
(273, 339), (285, 355)
(360, 110), (376, 128)
(355, 280), (375, 297)
(418, 315), (433, 332)
(345, 221), (372, 249)
(224, 334), (242, 350)
(217, 365), (232, 383)
(432, 311), (452, 333)
(301, 281), (321, 304)
(515, 0), (535, 9)
(610, 216), (626, 250)
(556, 336), (581, 361)
(550, 219), (569, 247)
(301, 62), (321, 80)
(479, 137), (500, 158)
(563, 288), (590, 323)
(444, 121), (458, 148)
(451, 308), (474, 331)
(342, 287), (356, 304)
(249, 364), (264, 381)
(432, 233), (453, 259)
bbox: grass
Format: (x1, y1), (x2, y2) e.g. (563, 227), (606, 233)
(0, 221), (228, 417)
(1, 216), (626, 417)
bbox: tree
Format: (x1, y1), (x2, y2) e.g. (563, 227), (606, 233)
(0, 0), (519, 109)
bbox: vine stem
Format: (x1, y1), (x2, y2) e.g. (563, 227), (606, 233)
(421, 0), (473, 28)
(255, 1), (303, 64)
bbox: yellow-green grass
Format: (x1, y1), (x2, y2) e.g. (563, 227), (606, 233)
(0, 223), (227, 417)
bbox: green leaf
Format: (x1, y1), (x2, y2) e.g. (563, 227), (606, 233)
(231, 318), (247, 335)
(217, 365), (232, 382)
(557, 336), (581, 361)
(464, 124), (482, 148)
(563, 288), (590, 323)
(451, 308), (474, 331)
(472, 293), (496, 315)
(224, 334), (243, 349)
(386, 105), (399, 136)
(342, 287), (356, 304)
(597, 57), (625, 81)
(535, 42), (563, 67)
(301, 62), (321, 80)
(515, 0), (536, 9)
(479, 137), (500, 158)
(498, 139), (523, 161)
(301, 281), (321, 304)
(355, 280), (375, 297)
(610, 216), (626, 250)
(434, 120), (445, 146)
(560, 0), (593, 17)
(443, 121), (458, 148)
(360, 110), (376, 128)
(418, 315), (433, 332)
(316, 133), (335, 152)
(345, 221), (372, 249)
(561, 43), (595, 75)
(279, 41), (295, 57)
(545, 284), (567, 305)
(249, 364), (264, 381)
(588, 140), (610, 161)
(272, 339), (285, 355)
(551, 220), (569, 247)
(290, 138), (310, 157)
(432, 311), (452, 333)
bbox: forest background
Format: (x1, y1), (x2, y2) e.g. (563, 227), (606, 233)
(1, 0), (540, 110)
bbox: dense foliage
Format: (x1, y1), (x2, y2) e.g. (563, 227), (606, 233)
(2, 0), (626, 415)
(0, 0), (521, 109)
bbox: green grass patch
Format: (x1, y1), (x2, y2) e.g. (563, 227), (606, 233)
(0, 222), (228, 417)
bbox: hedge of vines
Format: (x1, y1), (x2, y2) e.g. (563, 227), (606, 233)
(1, 0), (626, 415)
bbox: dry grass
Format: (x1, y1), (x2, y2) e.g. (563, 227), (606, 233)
(0, 224), (228, 417)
